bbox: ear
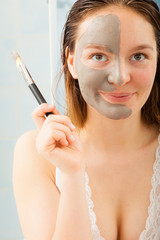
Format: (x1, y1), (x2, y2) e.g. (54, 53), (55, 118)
(66, 47), (78, 79)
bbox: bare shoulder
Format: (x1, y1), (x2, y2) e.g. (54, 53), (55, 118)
(13, 130), (60, 239)
(13, 130), (56, 183)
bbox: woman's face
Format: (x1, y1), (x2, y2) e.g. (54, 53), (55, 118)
(69, 6), (158, 120)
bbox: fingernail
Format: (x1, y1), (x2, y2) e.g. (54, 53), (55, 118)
(49, 104), (54, 108)
(70, 123), (76, 129)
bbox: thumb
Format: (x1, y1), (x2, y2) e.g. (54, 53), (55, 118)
(68, 131), (82, 152)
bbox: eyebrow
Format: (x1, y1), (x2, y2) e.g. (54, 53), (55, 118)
(130, 44), (154, 51)
(83, 44), (154, 53)
(84, 45), (113, 53)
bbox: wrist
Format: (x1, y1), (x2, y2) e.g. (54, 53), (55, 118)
(60, 166), (86, 189)
(61, 165), (86, 179)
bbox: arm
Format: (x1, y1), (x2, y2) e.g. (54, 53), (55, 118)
(13, 130), (60, 240)
(13, 131), (92, 240)
(53, 169), (92, 240)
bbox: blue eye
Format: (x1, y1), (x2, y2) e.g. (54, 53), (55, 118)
(92, 54), (107, 62)
(131, 53), (146, 61)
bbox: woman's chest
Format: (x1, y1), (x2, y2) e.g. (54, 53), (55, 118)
(85, 152), (156, 240)
(91, 191), (150, 240)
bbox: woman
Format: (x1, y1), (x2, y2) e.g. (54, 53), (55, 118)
(13, 0), (160, 239)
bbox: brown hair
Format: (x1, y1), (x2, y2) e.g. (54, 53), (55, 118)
(60, 0), (160, 129)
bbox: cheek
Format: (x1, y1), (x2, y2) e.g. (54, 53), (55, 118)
(76, 59), (101, 88)
(133, 66), (156, 93)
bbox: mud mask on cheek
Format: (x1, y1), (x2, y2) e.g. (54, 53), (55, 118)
(75, 14), (132, 120)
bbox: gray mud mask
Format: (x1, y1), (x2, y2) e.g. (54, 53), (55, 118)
(75, 14), (132, 120)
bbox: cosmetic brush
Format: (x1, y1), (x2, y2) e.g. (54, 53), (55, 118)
(11, 51), (53, 117)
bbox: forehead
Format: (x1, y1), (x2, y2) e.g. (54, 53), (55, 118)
(76, 6), (155, 48)
(76, 14), (120, 53)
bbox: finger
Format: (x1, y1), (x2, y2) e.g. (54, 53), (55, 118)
(50, 105), (60, 115)
(44, 121), (75, 144)
(32, 103), (59, 129)
(37, 129), (68, 152)
(43, 115), (76, 132)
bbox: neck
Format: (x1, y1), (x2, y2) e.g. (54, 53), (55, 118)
(80, 109), (155, 154)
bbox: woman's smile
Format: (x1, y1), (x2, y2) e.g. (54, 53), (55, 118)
(99, 91), (135, 103)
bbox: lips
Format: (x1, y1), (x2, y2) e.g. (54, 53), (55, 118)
(99, 91), (134, 103)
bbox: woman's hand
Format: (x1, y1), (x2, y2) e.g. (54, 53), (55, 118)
(32, 103), (84, 175)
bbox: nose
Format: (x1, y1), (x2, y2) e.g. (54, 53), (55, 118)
(119, 59), (131, 86)
(108, 60), (131, 86)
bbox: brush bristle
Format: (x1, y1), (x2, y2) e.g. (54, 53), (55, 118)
(11, 51), (20, 61)
(11, 51), (22, 69)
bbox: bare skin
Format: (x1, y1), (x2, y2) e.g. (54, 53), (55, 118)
(71, 7), (158, 238)
(79, 126), (158, 239)
(14, 106), (158, 240)
(13, 6), (159, 240)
